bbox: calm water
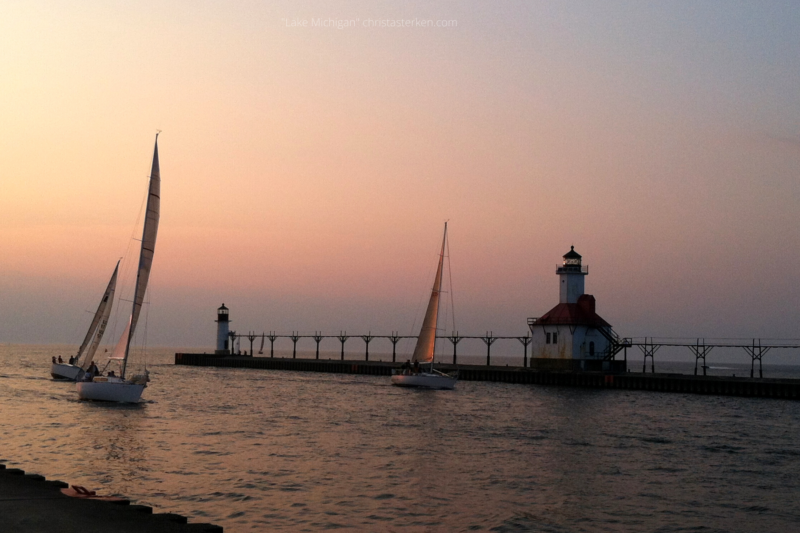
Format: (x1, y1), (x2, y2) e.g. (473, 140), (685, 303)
(2, 344), (800, 532)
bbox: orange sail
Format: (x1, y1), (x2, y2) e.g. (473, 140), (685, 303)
(411, 223), (447, 364)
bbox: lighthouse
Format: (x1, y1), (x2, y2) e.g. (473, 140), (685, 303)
(528, 247), (622, 371)
(215, 304), (230, 355)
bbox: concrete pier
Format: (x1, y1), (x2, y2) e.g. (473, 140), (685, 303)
(0, 463), (222, 533)
(176, 353), (800, 400)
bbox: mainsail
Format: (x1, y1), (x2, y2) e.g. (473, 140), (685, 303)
(121, 134), (160, 378)
(75, 261), (119, 369)
(411, 222), (447, 364)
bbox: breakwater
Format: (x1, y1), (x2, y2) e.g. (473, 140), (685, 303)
(0, 462), (223, 533)
(175, 353), (800, 400)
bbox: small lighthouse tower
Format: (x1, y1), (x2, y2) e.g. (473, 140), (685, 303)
(558, 246), (587, 303)
(215, 304), (230, 355)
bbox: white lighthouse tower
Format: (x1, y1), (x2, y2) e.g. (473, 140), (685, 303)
(215, 304), (230, 355)
(559, 246), (587, 303)
(528, 247), (622, 371)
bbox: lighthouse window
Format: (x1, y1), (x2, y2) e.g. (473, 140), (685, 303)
(546, 332), (551, 344)
(553, 332), (558, 344)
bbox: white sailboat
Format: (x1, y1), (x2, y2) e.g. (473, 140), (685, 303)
(51, 261), (119, 381)
(391, 223), (458, 390)
(77, 135), (160, 403)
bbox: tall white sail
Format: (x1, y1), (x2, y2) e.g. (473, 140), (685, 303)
(79, 261), (120, 369)
(121, 134), (160, 378)
(75, 262), (119, 367)
(411, 223), (447, 364)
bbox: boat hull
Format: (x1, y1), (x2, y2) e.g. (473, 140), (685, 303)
(51, 363), (84, 381)
(391, 372), (457, 390)
(76, 379), (145, 403)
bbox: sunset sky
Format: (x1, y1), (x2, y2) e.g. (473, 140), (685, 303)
(2, 1), (799, 359)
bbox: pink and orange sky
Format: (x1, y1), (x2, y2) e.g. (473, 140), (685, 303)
(2, 1), (799, 357)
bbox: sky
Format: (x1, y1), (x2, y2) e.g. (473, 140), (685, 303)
(1, 1), (800, 361)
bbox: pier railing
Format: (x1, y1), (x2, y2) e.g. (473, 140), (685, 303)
(230, 330), (535, 367)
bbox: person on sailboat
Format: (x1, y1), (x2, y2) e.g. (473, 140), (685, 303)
(400, 360), (412, 375)
(413, 361), (420, 374)
(68, 356), (75, 365)
(84, 362), (98, 380)
(58, 356), (63, 363)
(52, 356), (56, 364)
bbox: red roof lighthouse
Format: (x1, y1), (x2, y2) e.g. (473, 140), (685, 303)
(528, 246), (618, 364)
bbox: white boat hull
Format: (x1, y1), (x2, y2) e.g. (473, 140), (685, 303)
(76, 379), (145, 403)
(391, 372), (457, 390)
(51, 363), (85, 381)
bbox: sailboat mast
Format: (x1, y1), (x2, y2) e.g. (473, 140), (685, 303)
(432, 222), (447, 364)
(122, 134), (161, 379)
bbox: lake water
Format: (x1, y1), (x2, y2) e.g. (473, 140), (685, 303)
(2, 344), (800, 532)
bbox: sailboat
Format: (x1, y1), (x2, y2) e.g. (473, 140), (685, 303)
(51, 261), (119, 381)
(76, 134), (160, 403)
(391, 223), (458, 390)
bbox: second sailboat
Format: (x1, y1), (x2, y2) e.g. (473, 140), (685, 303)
(391, 223), (458, 390)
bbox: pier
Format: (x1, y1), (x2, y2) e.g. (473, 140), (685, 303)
(175, 353), (800, 400)
(208, 248), (800, 390)
(0, 462), (222, 533)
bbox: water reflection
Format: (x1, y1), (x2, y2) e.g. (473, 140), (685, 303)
(2, 345), (800, 533)
(80, 405), (148, 493)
